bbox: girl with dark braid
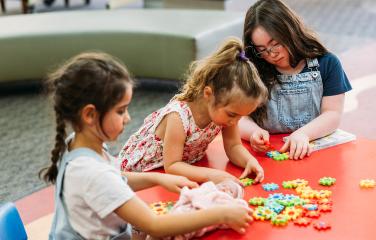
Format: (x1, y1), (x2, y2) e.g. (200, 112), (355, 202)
(40, 52), (253, 239)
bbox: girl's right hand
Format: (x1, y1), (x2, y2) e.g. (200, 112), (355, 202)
(250, 128), (270, 152)
(221, 205), (253, 234)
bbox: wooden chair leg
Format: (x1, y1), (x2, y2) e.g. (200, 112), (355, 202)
(1, 0), (6, 13)
(21, 0), (28, 13)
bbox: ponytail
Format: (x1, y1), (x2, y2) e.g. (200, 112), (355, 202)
(39, 110), (66, 184)
(176, 37), (267, 106)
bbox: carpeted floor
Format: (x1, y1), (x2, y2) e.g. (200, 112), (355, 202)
(0, 84), (176, 203)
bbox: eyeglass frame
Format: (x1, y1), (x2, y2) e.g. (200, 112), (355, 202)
(248, 42), (283, 58)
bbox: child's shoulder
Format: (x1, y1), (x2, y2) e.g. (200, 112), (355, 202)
(317, 52), (342, 67)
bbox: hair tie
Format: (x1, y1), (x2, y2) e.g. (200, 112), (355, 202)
(238, 50), (249, 62)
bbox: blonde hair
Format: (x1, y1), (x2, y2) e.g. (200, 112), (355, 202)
(176, 37), (267, 106)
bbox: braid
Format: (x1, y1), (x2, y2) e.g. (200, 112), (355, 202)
(39, 110), (66, 184)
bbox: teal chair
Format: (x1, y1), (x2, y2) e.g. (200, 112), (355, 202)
(0, 202), (27, 240)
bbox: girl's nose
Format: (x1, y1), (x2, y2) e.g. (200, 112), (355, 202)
(269, 50), (279, 58)
(124, 112), (131, 124)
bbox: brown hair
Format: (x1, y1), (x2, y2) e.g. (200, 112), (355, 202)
(176, 37), (267, 107)
(39, 52), (133, 184)
(243, 0), (328, 125)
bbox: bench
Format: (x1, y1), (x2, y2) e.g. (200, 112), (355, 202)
(0, 9), (243, 84)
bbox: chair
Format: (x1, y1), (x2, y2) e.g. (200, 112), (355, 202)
(0, 202), (28, 240)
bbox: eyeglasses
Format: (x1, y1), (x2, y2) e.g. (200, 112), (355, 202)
(254, 43), (283, 58)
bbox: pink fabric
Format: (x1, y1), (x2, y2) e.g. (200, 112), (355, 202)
(118, 99), (222, 172)
(165, 180), (248, 240)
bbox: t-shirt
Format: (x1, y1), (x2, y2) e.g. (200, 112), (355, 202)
(64, 151), (135, 239)
(300, 52), (352, 96)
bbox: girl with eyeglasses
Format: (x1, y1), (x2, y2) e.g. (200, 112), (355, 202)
(239, 0), (352, 160)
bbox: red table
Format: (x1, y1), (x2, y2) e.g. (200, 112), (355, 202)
(137, 135), (376, 240)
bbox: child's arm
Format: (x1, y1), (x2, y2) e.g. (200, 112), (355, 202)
(115, 195), (253, 238)
(162, 113), (239, 184)
(281, 94), (344, 159)
(123, 172), (198, 192)
(222, 125), (264, 183)
(239, 117), (270, 152)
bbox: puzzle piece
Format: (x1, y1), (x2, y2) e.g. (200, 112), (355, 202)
(319, 177), (336, 186)
(313, 221), (331, 230)
(248, 197), (266, 206)
(262, 183), (279, 191)
(294, 217), (312, 226)
(271, 214), (289, 226)
(359, 179), (375, 188)
(240, 178), (254, 187)
(149, 201), (175, 215)
(266, 151), (289, 161)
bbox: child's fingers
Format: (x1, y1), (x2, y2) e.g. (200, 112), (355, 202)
(261, 132), (270, 143)
(280, 139), (289, 153)
(239, 169), (248, 179)
(254, 171), (264, 183)
(299, 144), (308, 159)
(293, 142), (303, 160)
(307, 144), (313, 156)
(185, 180), (199, 189)
(254, 136), (265, 145)
(289, 141), (297, 159)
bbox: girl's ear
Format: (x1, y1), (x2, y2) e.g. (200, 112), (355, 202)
(81, 104), (97, 126)
(203, 86), (213, 100)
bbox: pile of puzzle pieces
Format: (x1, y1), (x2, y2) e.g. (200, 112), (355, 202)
(249, 178), (333, 230)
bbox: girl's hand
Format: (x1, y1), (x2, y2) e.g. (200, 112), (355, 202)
(280, 131), (312, 160)
(207, 171), (241, 185)
(221, 205), (253, 234)
(239, 158), (264, 183)
(157, 174), (199, 193)
(250, 128), (270, 152)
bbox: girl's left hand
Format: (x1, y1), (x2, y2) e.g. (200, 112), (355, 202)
(239, 159), (264, 183)
(280, 131), (312, 160)
(157, 174), (199, 193)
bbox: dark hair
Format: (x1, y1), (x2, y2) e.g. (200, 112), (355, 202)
(243, 0), (328, 125)
(176, 37), (267, 106)
(39, 52), (133, 184)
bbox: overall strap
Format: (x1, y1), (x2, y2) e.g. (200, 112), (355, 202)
(50, 148), (104, 240)
(306, 58), (319, 68)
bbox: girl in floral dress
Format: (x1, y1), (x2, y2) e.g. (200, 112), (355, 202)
(119, 37), (268, 184)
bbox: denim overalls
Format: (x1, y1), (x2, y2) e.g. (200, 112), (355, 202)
(263, 58), (323, 134)
(49, 148), (131, 240)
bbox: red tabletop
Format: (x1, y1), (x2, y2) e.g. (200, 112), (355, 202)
(136, 135), (376, 240)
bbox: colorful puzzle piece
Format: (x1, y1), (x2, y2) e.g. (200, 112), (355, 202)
(266, 151), (289, 161)
(240, 178), (254, 187)
(271, 214), (289, 226)
(149, 201), (175, 215)
(313, 221), (331, 230)
(319, 177), (336, 186)
(248, 197), (266, 206)
(294, 217), (312, 226)
(359, 179), (375, 188)
(262, 183), (279, 191)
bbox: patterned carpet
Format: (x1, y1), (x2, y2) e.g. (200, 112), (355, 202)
(0, 84), (176, 203)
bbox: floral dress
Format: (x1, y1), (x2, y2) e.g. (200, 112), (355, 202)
(119, 99), (222, 172)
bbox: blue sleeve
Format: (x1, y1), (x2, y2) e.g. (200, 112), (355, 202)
(319, 53), (352, 96)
